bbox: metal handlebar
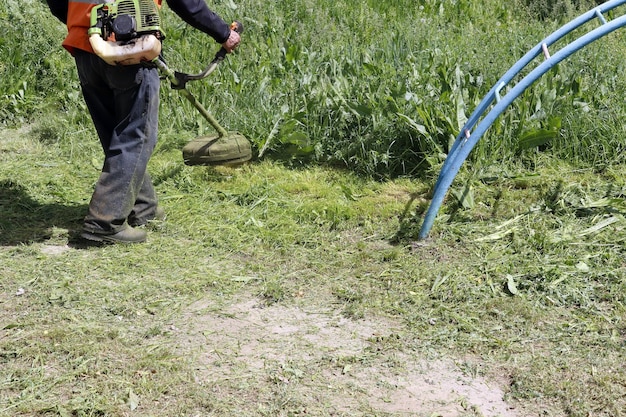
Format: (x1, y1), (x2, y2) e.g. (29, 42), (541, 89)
(156, 21), (243, 88)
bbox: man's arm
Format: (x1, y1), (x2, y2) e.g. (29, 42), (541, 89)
(45, 0), (68, 24)
(165, 0), (231, 43)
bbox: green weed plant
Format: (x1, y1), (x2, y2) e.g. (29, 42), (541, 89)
(3, 0), (626, 176)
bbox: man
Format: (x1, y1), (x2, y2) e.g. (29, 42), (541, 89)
(46, 0), (240, 244)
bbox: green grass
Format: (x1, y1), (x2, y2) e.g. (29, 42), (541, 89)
(4, 0), (626, 176)
(2, 124), (626, 416)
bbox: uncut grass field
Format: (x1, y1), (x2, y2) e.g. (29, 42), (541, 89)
(1, 0), (625, 416)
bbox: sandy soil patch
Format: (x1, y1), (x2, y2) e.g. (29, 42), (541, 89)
(176, 297), (518, 416)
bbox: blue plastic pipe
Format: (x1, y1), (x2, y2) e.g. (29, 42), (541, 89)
(418, 1), (626, 240)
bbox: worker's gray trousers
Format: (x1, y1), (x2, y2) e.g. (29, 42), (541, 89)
(74, 51), (160, 235)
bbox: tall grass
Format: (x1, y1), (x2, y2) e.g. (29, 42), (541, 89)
(520, 0), (602, 20)
(2, 0), (626, 177)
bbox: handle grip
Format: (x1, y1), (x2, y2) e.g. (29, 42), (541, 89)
(216, 21), (243, 59)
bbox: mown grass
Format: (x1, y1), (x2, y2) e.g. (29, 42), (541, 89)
(2, 0), (626, 415)
(2, 123), (625, 416)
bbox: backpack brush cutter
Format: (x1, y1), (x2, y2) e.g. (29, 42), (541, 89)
(88, 0), (252, 166)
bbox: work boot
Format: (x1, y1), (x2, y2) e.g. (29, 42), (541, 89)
(128, 206), (166, 227)
(81, 226), (147, 244)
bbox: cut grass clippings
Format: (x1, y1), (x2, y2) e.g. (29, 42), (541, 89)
(2, 125), (626, 416)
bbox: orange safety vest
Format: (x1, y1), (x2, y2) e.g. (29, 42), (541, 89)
(62, 0), (162, 55)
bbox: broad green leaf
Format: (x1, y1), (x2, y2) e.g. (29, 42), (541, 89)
(455, 91), (467, 131)
(347, 102), (373, 117)
(578, 216), (620, 237)
(517, 129), (557, 151)
(282, 131), (308, 146)
(129, 389), (140, 411)
(579, 198), (626, 211)
(451, 185), (474, 209)
(506, 275), (519, 296)
(547, 116), (562, 130)
(576, 262), (590, 273)
(397, 113), (427, 135)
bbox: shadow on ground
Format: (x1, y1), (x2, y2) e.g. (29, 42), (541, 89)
(0, 180), (86, 246)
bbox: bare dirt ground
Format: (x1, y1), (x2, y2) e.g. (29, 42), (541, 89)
(175, 296), (520, 416)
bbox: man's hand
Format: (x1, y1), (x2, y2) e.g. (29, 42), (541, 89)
(222, 30), (241, 53)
